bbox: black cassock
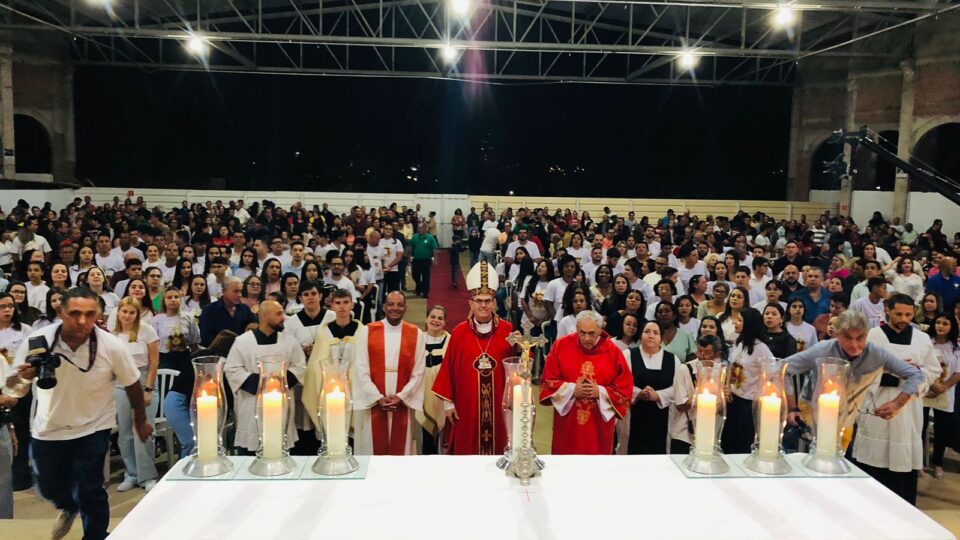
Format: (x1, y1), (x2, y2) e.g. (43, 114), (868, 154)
(628, 349), (676, 455)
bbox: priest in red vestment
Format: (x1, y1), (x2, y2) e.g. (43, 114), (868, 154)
(540, 310), (633, 455)
(433, 260), (516, 455)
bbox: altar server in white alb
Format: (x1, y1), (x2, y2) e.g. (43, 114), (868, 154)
(352, 291), (426, 455)
(853, 293), (941, 505)
(225, 300), (307, 454)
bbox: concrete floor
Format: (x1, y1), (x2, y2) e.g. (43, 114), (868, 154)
(3, 264), (959, 538)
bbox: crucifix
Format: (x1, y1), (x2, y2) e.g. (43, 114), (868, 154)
(507, 321), (547, 377)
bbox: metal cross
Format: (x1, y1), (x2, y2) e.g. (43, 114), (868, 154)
(508, 322), (547, 374)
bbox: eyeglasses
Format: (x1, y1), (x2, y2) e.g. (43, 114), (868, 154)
(0, 304), (14, 310)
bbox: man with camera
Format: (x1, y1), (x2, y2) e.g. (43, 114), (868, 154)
(4, 288), (151, 540)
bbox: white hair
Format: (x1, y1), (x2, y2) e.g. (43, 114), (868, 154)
(223, 276), (243, 289)
(834, 310), (868, 333)
(575, 309), (604, 328)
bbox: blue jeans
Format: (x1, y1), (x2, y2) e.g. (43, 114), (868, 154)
(114, 369), (159, 485)
(162, 391), (195, 459)
(479, 250), (497, 265)
(32, 429), (111, 540)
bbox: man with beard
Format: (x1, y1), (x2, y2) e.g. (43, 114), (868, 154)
(353, 292), (426, 455)
(225, 300), (306, 455)
(778, 264), (803, 298)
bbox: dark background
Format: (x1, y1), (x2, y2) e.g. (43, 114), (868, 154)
(75, 68), (792, 199)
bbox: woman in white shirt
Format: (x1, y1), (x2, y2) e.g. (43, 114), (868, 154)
(722, 307), (774, 455)
(676, 295), (700, 336)
(150, 288), (200, 371)
(182, 275), (211, 320)
(926, 315), (960, 479)
(31, 289), (63, 331)
(718, 286), (748, 346)
(108, 278), (154, 328)
(86, 267), (120, 317)
(556, 283), (593, 338)
(891, 257), (924, 305)
(785, 298), (818, 351)
(565, 233), (591, 266)
(520, 260), (553, 328)
(419, 306), (451, 455)
(611, 312), (640, 353)
(111, 297), (161, 492)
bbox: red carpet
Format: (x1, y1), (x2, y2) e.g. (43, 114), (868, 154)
(426, 249), (471, 328)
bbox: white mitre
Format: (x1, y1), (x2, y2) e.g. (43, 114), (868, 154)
(466, 260), (499, 296)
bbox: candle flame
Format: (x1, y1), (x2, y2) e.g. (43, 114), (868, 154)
(701, 388), (713, 397)
(767, 391), (779, 399)
(333, 385), (341, 393)
(200, 389), (209, 398)
(826, 389), (838, 397)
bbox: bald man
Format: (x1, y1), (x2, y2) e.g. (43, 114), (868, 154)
(353, 291), (426, 455)
(225, 300), (307, 455)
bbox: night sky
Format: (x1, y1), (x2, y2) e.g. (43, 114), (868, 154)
(75, 67), (792, 199)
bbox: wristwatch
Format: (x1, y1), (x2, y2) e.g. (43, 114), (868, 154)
(144, 387), (155, 393)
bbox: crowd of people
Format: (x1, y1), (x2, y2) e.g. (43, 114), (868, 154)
(0, 195), (955, 538)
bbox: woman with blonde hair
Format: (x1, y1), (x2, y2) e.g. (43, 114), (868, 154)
(417, 305), (451, 454)
(111, 296), (161, 492)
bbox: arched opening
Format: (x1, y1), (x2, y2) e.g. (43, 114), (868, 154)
(911, 122), (960, 191)
(13, 114), (52, 174)
(810, 137), (843, 190)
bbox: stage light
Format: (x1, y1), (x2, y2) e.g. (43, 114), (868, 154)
(441, 44), (458, 63)
(678, 51), (698, 70)
(186, 34), (208, 56)
(450, 0), (470, 17)
(773, 6), (795, 28)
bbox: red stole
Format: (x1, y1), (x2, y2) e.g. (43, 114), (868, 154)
(368, 321), (418, 455)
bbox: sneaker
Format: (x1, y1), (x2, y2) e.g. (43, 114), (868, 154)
(51, 509), (78, 540)
(142, 480), (158, 492)
(116, 478), (137, 492)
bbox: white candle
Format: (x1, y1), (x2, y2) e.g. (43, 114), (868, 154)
(694, 389), (717, 456)
(261, 390), (284, 459)
(816, 389), (841, 457)
(758, 392), (782, 458)
(325, 385), (346, 457)
(196, 390), (218, 461)
(512, 383), (528, 451)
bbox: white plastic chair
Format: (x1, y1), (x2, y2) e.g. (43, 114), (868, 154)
(154, 368), (180, 465)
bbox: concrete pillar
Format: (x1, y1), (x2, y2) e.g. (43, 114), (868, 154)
(893, 60), (915, 221)
(786, 85), (806, 201)
(839, 75), (858, 217)
(0, 44), (14, 179)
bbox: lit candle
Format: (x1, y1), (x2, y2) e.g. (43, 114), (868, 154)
(196, 390), (218, 461)
(261, 389), (284, 459)
(758, 390), (782, 458)
(816, 388), (841, 458)
(694, 388), (717, 456)
(512, 383), (528, 451)
(325, 385), (346, 457)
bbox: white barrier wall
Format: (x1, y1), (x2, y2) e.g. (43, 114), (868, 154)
(810, 189), (959, 237)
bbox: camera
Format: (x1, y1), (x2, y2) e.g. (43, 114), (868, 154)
(27, 335), (61, 390)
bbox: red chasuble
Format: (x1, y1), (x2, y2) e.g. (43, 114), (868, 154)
(539, 332), (633, 455)
(368, 321), (419, 456)
(432, 317), (515, 455)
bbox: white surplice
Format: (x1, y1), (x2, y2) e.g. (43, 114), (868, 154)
(352, 321), (426, 455)
(854, 327), (941, 472)
(224, 330), (307, 451)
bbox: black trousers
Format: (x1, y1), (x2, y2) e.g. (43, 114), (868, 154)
(854, 460), (918, 505)
(412, 258), (432, 296)
(384, 272), (402, 293)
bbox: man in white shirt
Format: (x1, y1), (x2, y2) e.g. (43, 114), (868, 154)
(380, 223), (404, 293)
(93, 235), (124, 277)
(109, 231), (145, 262)
(159, 242), (180, 285)
(504, 227), (542, 265)
(233, 200), (251, 224)
(283, 241), (307, 276)
(748, 257), (773, 297)
(479, 226), (501, 265)
(545, 255), (578, 324)
(850, 277), (888, 328)
(7, 288), (150, 540)
(674, 243), (707, 291)
(580, 247), (604, 286)
(313, 233), (335, 261)
(323, 253), (360, 300)
(10, 217), (53, 261)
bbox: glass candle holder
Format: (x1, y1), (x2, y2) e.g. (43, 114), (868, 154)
(499, 357), (522, 469)
(744, 358), (791, 475)
(683, 360), (730, 475)
(804, 357), (852, 474)
(312, 355), (359, 476)
(183, 355), (233, 478)
(249, 355), (297, 476)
